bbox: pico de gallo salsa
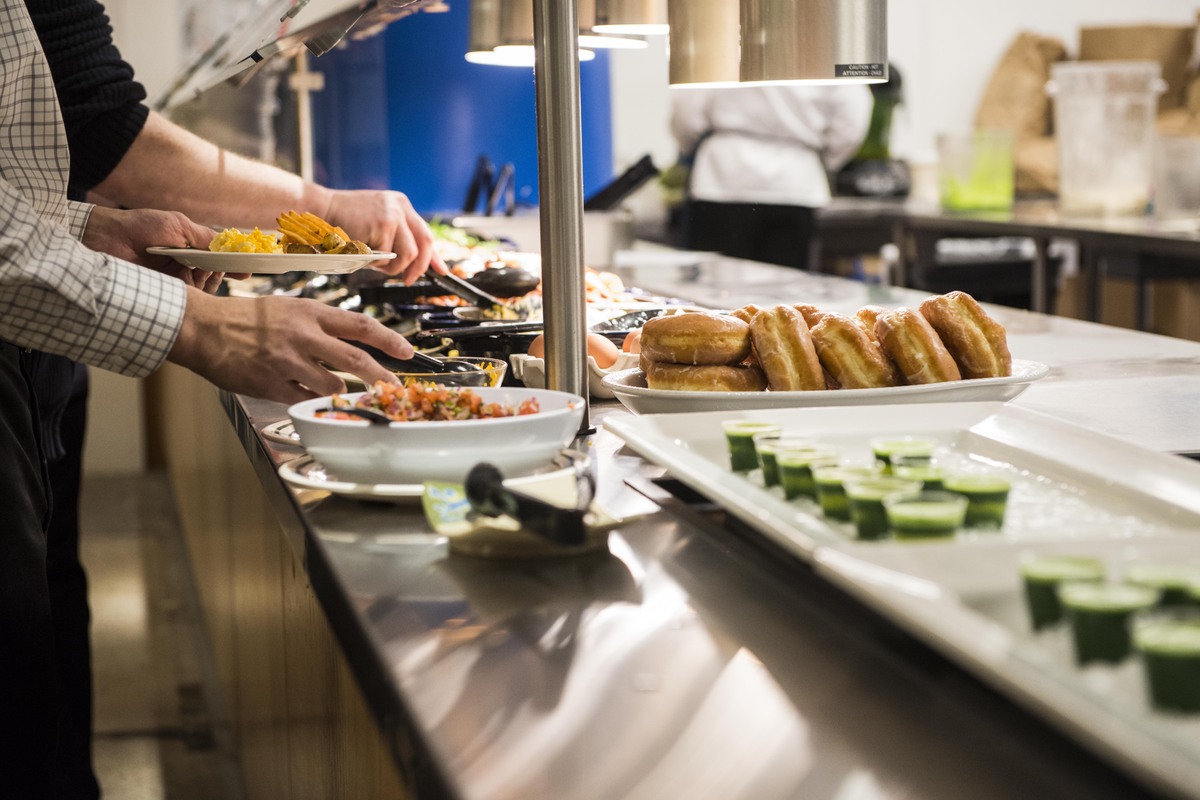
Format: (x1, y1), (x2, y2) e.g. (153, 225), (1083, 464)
(318, 380), (540, 422)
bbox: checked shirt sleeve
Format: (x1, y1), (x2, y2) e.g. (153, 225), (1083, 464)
(0, 175), (186, 377)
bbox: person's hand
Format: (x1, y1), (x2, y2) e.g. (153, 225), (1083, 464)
(83, 206), (230, 293)
(324, 189), (448, 285)
(168, 288), (414, 404)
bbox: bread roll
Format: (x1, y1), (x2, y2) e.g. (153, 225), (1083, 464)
(644, 361), (768, 392)
(749, 305), (825, 391)
(810, 313), (902, 389)
(874, 307), (961, 384)
(640, 312), (751, 366)
(919, 291), (1012, 378)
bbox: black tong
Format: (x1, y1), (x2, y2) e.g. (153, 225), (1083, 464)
(465, 461), (595, 547)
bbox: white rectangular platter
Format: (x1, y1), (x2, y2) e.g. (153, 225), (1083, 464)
(604, 401), (1200, 799)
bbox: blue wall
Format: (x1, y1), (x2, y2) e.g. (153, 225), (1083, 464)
(310, 2), (614, 217)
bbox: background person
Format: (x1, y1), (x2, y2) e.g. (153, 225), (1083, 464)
(670, 83), (873, 270)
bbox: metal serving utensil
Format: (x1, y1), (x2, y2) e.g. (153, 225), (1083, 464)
(315, 406), (393, 425)
(464, 461), (595, 547)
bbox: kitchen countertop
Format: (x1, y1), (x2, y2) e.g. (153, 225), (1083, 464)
(225, 254), (1200, 799)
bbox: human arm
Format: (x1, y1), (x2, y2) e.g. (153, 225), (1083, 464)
(80, 204), (227, 293)
(3, 177), (414, 400)
(0, 176), (185, 377)
(29, 0), (442, 284)
(816, 84), (874, 173)
(24, 0), (149, 199)
(92, 112), (445, 284)
(167, 290), (414, 404)
(669, 88), (714, 156)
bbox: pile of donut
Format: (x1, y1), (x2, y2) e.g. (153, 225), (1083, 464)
(636, 290), (1012, 392)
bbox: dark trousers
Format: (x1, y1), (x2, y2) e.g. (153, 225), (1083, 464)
(0, 342), (56, 798)
(43, 363), (99, 800)
(683, 200), (817, 271)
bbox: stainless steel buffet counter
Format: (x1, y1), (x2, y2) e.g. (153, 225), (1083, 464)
(214, 254), (1200, 800)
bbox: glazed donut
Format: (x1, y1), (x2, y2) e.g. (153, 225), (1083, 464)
(644, 361), (768, 392)
(749, 305), (825, 391)
(810, 313), (902, 389)
(874, 307), (962, 385)
(919, 291), (1012, 379)
(855, 305), (888, 342)
(640, 312), (751, 366)
(793, 303), (828, 329)
(729, 304), (764, 325)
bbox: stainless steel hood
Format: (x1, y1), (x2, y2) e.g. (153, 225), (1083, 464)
(158, 0), (445, 110)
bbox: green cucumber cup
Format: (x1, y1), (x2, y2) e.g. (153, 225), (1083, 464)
(1135, 617), (1200, 713)
(776, 445), (839, 501)
(753, 433), (813, 489)
(844, 476), (923, 540)
(944, 472), (1011, 530)
(882, 490), (967, 540)
(722, 421), (782, 472)
(1059, 582), (1159, 665)
(869, 436), (935, 474)
(813, 463), (882, 522)
(891, 455), (946, 491)
(1019, 554), (1106, 630)
(1126, 563), (1200, 608)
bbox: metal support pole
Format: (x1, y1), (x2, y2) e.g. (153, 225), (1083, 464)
(532, 0), (590, 430)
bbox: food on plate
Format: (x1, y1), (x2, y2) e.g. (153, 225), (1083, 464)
(319, 380), (539, 422)
(276, 209), (371, 255)
(208, 227), (283, 254)
(640, 312), (752, 366)
(792, 303), (827, 329)
(622, 329), (642, 353)
(645, 361), (767, 392)
(526, 332), (620, 368)
(873, 307), (962, 385)
(919, 290), (1012, 379)
(749, 305), (824, 391)
(729, 304), (763, 324)
(855, 305), (887, 342)
(632, 292), (1014, 394)
(809, 313), (901, 389)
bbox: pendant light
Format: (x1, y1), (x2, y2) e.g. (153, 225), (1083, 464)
(740, 0), (887, 84)
(466, 0), (642, 66)
(667, 0), (740, 87)
(667, 0), (888, 87)
(593, 0), (669, 35)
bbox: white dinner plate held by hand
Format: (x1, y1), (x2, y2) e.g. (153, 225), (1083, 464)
(146, 246), (395, 275)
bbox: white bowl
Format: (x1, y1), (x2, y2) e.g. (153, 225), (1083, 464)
(509, 351), (640, 399)
(288, 386), (586, 484)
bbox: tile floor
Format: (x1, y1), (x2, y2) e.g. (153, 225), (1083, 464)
(81, 472), (244, 800)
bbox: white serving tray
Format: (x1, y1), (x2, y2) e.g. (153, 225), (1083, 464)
(604, 401), (1200, 798)
(602, 359), (1049, 415)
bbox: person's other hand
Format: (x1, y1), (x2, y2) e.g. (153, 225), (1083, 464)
(83, 206), (229, 293)
(168, 289), (414, 404)
(324, 189), (448, 285)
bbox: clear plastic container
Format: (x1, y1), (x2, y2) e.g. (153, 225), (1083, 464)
(1154, 136), (1200, 219)
(937, 130), (1015, 211)
(1047, 61), (1166, 217)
